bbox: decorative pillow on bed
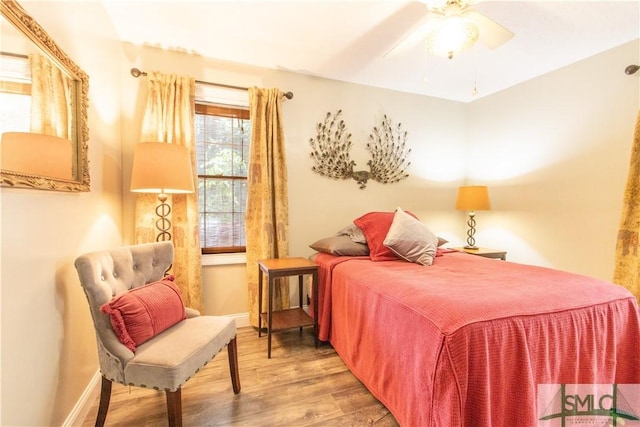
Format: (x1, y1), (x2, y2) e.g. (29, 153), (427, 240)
(100, 275), (187, 352)
(383, 207), (439, 266)
(309, 235), (370, 256)
(338, 220), (447, 247)
(354, 210), (419, 261)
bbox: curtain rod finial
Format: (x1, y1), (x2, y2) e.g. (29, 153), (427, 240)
(625, 64), (639, 75)
(130, 67), (146, 78)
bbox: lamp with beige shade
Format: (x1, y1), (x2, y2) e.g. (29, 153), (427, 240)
(130, 141), (194, 241)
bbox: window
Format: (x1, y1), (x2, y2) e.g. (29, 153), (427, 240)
(195, 103), (251, 254)
(0, 54), (31, 134)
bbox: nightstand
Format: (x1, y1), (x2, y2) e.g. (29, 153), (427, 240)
(257, 257), (319, 358)
(452, 247), (507, 260)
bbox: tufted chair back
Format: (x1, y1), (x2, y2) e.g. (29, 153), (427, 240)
(74, 242), (240, 427)
(75, 241), (173, 382)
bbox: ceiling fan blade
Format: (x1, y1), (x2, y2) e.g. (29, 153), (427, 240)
(382, 3), (438, 59)
(383, 19), (435, 59)
(467, 11), (514, 50)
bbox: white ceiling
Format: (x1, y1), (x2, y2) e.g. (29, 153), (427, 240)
(100, 0), (640, 103)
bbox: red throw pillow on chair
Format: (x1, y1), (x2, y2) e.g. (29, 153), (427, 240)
(100, 275), (186, 352)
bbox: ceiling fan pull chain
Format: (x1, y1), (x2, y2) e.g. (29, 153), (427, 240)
(471, 44), (479, 97)
(423, 47), (430, 83)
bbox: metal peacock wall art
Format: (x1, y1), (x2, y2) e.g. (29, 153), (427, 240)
(308, 110), (411, 189)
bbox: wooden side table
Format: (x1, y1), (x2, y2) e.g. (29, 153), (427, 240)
(452, 247), (507, 260)
(258, 257), (319, 358)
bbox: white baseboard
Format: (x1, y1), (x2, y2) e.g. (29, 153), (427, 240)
(63, 370), (101, 427)
(230, 311), (250, 328)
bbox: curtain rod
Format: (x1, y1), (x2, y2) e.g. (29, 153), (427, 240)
(625, 64), (639, 76)
(130, 67), (294, 99)
(1, 51), (28, 59)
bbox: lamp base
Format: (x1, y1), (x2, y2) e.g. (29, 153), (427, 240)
(464, 245), (479, 250)
(465, 212), (477, 249)
(155, 193), (172, 242)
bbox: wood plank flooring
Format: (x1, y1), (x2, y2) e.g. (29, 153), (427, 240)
(81, 326), (399, 426)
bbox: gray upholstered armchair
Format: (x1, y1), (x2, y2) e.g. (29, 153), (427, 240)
(74, 241), (240, 427)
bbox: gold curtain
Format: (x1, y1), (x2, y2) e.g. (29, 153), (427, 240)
(246, 87), (290, 327)
(134, 71), (204, 313)
(613, 110), (640, 301)
(29, 52), (71, 138)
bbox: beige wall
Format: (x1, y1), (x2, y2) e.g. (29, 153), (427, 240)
(202, 263), (248, 316)
(1, 1), (126, 426)
(467, 39), (639, 280)
(0, 1), (638, 425)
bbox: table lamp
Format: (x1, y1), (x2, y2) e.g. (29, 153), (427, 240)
(455, 185), (490, 249)
(130, 142), (194, 241)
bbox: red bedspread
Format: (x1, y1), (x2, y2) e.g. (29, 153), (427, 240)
(313, 251), (640, 426)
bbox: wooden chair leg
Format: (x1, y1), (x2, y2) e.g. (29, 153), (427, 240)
(95, 376), (112, 427)
(227, 336), (241, 394)
(165, 389), (182, 427)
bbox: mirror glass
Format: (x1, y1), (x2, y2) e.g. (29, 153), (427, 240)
(0, 0), (89, 191)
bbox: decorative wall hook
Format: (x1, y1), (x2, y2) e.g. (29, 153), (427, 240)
(309, 110), (411, 189)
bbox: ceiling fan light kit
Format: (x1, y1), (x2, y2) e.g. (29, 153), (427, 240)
(384, 0), (514, 67)
(419, 0), (514, 60)
(426, 15), (479, 59)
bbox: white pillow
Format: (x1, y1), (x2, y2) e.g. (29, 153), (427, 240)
(383, 207), (439, 266)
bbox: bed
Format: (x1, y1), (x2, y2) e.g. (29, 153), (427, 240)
(310, 211), (640, 427)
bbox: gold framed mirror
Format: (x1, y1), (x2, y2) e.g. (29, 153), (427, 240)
(0, 0), (89, 191)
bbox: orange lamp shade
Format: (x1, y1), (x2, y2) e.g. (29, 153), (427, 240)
(455, 185), (490, 211)
(130, 142), (194, 194)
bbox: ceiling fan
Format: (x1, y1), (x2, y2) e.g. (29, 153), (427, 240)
(384, 0), (514, 60)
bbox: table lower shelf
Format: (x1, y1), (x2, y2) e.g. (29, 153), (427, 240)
(261, 308), (314, 331)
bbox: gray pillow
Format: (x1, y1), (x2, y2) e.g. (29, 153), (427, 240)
(383, 207), (439, 266)
(310, 235), (370, 256)
(336, 223), (367, 244)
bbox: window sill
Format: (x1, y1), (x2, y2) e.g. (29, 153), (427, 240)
(202, 252), (246, 266)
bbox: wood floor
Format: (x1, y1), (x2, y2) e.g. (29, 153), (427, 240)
(81, 326), (399, 426)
